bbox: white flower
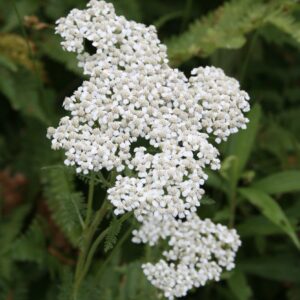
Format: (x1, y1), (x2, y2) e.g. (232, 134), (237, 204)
(133, 214), (241, 299)
(190, 66), (250, 143)
(108, 142), (216, 221)
(47, 1), (249, 298)
(48, 0), (248, 175)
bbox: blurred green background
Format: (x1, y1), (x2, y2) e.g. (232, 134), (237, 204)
(1, 0), (300, 299)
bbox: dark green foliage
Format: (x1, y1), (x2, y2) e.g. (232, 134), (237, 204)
(42, 166), (85, 246)
(0, 205), (30, 281)
(167, 0), (300, 65)
(0, 0), (300, 299)
(104, 216), (123, 252)
(12, 217), (47, 265)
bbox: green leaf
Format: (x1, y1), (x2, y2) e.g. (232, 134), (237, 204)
(267, 12), (300, 45)
(239, 187), (300, 249)
(42, 166), (85, 246)
(237, 215), (286, 237)
(226, 104), (261, 184)
(104, 216), (123, 253)
(201, 195), (216, 205)
(167, 0), (262, 65)
(240, 254), (300, 282)
(252, 171), (300, 194)
(205, 170), (227, 193)
(166, 0), (300, 65)
(227, 270), (252, 300)
(0, 68), (49, 124)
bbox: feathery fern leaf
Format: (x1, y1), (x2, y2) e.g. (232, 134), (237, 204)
(167, 0), (300, 65)
(42, 166), (85, 246)
(267, 13), (300, 45)
(104, 216), (123, 253)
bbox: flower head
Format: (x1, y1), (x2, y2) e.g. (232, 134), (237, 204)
(47, 1), (249, 298)
(133, 214), (241, 299)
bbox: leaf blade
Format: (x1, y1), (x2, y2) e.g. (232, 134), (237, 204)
(227, 270), (252, 300)
(239, 187), (300, 249)
(253, 171), (300, 194)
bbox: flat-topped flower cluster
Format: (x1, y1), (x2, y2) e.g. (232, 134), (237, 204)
(47, 1), (248, 298)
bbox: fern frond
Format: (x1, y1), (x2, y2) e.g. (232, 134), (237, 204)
(104, 216), (123, 252)
(267, 13), (300, 44)
(42, 166), (85, 246)
(104, 212), (133, 253)
(167, 0), (300, 65)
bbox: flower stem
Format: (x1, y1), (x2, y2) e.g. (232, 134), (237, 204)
(72, 185), (109, 299)
(77, 228), (109, 285)
(228, 189), (237, 228)
(85, 173), (95, 227)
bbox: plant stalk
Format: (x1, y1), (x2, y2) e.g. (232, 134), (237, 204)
(72, 181), (109, 299)
(85, 173), (95, 227)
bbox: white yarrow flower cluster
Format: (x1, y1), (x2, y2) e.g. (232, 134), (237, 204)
(190, 67), (250, 143)
(133, 215), (241, 299)
(47, 1), (249, 298)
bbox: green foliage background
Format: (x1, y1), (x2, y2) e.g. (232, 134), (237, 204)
(1, 0), (300, 299)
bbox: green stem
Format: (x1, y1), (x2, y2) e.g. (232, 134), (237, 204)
(74, 203), (131, 298)
(228, 189), (237, 228)
(71, 197), (85, 229)
(84, 211), (132, 279)
(96, 172), (111, 188)
(228, 162), (238, 228)
(85, 173), (95, 227)
(88, 199), (110, 239)
(154, 11), (182, 30)
(78, 228), (109, 284)
(72, 169), (118, 299)
(73, 197), (109, 299)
